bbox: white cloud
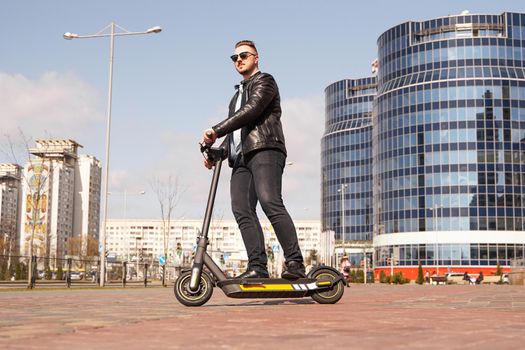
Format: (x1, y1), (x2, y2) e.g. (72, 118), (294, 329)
(0, 71), (104, 150)
(108, 169), (131, 191)
(0, 70), (326, 222)
(137, 94), (325, 221)
(281, 95), (324, 219)
(141, 131), (231, 220)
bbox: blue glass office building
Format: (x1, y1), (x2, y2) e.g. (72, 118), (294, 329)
(322, 77), (376, 266)
(324, 12), (525, 278)
(373, 11), (525, 278)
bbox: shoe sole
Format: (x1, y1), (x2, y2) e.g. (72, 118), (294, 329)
(281, 272), (306, 280)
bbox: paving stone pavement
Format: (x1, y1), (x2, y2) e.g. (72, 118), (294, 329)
(1, 284), (524, 349)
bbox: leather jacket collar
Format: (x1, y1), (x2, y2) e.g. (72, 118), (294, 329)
(234, 71), (261, 90)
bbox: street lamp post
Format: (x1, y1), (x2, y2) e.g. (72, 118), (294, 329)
(64, 22), (161, 286)
(338, 184), (348, 259)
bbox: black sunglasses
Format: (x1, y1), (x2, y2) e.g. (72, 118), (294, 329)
(230, 52), (256, 62)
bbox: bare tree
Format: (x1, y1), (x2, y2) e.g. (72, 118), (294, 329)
(150, 174), (185, 286)
(2, 131), (52, 288)
(65, 235), (98, 277)
(209, 208), (225, 253)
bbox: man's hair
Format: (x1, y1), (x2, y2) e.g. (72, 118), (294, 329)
(235, 40), (258, 54)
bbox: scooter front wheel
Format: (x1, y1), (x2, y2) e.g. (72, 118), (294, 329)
(310, 268), (345, 304)
(174, 271), (214, 307)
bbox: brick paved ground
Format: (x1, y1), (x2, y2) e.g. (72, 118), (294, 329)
(1, 284), (524, 349)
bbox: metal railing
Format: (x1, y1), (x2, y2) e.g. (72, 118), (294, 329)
(0, 254), (185, 289)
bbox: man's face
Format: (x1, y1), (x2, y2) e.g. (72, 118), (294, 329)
(232, 45), (258, 77)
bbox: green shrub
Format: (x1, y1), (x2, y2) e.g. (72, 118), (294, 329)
(416, 264), (425, 285)
(0, 260), (7, 280)
(355, 269), (364, 283)
(392, 272), (410, 284)
(350, 269), (357, 283)
(8, 263), (16, 280)
(56, 267), (64, 280)
(379, 270), (388, 283)
(15, 262), (27, 280)
(496, 263), (502, 276)
(45, 266), (52, 280)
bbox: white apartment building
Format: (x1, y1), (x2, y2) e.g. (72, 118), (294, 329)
(20, 140), (101, 259)
(0, 164), (23, 256)
(73, 155), (101, 255)
(105, 218), (326, 275)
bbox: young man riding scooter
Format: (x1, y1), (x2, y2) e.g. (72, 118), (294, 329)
(202, 40), (305, 280)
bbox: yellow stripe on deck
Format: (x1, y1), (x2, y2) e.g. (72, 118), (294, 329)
(240, 284), (295, 291)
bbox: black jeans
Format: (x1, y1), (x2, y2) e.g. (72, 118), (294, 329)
(230, 149), (303, 273)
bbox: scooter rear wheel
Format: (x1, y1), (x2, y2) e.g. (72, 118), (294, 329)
(174, 271), (214, 307)
(310, 268), (345, 304)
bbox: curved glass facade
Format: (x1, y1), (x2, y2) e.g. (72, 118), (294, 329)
(322, 77), (376, 254)
(372, 12), (525, 275)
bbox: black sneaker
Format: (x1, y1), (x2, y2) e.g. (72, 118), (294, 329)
(281, 261), (306, 280)
(237, 269), (269, 279)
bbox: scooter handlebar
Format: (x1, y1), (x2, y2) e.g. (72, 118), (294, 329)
(200, 142), (227, 163)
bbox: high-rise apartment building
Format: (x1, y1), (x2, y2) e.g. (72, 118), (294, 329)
(20, 140), (101, 259)
(73, 155), (101, 255)
(325, 11), (525, 278)
(0, 164), (22, 257)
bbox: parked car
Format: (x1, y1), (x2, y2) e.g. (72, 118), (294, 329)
(502, 273), (510, 284)
(69, 272), (84, 280)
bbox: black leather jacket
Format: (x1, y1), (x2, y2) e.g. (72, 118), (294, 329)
(212, 71), (286, 167)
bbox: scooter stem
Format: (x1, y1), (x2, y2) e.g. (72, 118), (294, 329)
(201, 158), (223, 239)
(189, 158), (223, 292)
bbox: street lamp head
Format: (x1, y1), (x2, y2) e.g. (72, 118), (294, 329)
(146, 26), (162, 34)
(63, 32), (79, 40)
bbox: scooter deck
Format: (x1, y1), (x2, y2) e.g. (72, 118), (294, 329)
(217, 278), (331, 299)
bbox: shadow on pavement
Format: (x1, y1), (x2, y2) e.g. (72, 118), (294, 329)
(207, 298), (316, 307)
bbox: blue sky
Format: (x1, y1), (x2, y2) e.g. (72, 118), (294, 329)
(1, 1), (524, 221)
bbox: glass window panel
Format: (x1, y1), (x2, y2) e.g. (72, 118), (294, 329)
(489, 245), (497, 259)
(498, 245), (507, 261)
(480, 244), (488, 259)
(471, 244), (479, 259)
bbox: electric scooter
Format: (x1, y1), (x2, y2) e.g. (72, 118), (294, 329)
(173, 142), (345, 307)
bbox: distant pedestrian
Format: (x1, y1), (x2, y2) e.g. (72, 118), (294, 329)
(340, 256), (351, 287)
(463, 272), (470, 283)
(425, 271), (430, 284)
(476, 271), (484, 284)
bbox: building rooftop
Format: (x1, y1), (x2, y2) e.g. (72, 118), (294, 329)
(30, 139), (83, 159)
(0, 163), (22, 179)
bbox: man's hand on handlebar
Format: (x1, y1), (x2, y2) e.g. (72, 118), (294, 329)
(202, 129), (217, 145)
(201, 129), (228, 169)
(203, 158), (215, 169)
(202, 128), (218, 169)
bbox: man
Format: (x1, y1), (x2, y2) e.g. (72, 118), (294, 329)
(202, 40), (305, 280)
